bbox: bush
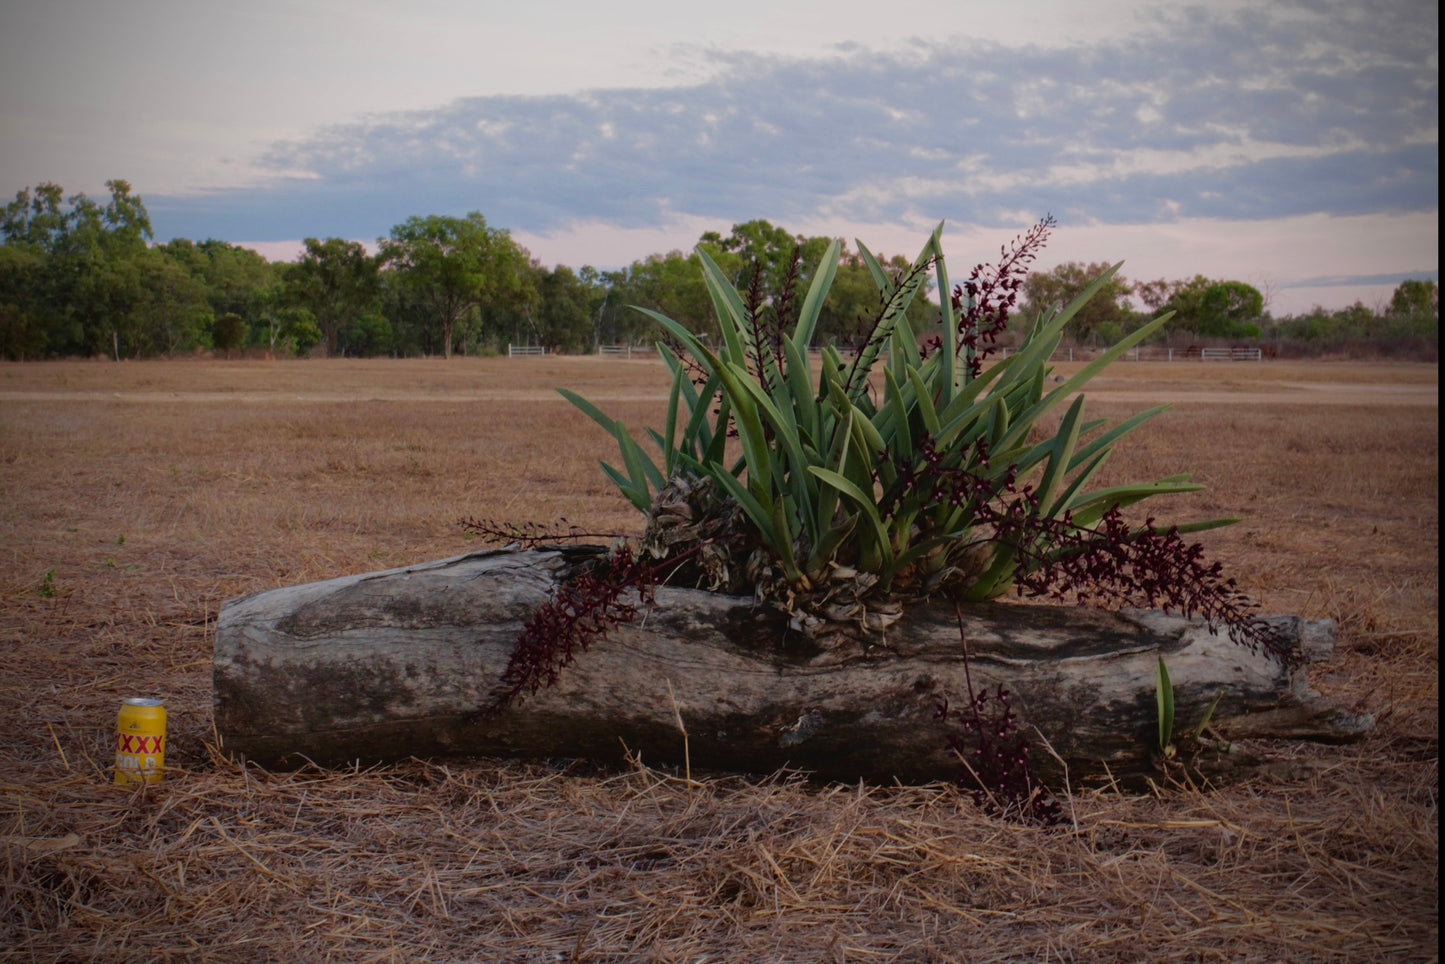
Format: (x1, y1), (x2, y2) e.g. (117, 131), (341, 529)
(469, 219), (1285, 816)
(563, 218), (1277, 655)
(212, 312), (248, 353)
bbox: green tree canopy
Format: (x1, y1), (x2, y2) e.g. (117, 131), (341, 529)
(606, 251), (715, 343)
(2, 183), (70, 252)
(285, 238), (380, 356)
(1, 181), (158, 357)
(1022, 261), (1136, 345)
(0, 245), (47, 359)
(137, 251), (213, 355)
(157, 239), (280, 351)
(1199, 281), (1265, 338)
(1138, 275), (1265, 340)
(532, 264), (596, 353)
(698, 219), (832, 299)
(1387, 279), (1438, 321)
(379, 212), (532, 358)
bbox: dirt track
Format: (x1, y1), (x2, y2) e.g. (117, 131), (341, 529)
(0, 359), (1437, 407)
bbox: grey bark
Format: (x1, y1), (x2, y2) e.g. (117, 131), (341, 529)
(214, 548), (1371, 787)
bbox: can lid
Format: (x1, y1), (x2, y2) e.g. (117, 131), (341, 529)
(122, 698), (165, 707)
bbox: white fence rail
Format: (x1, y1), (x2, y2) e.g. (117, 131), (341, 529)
(1034, 347), (1265, 362)
(507, 344), (546, 357)
(597, 345), (656, 358)
(1048, 347), (1263, 362)
(1199, 346), (1263, 361)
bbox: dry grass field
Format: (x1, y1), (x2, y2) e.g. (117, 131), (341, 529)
(0, 356), (1437, 962)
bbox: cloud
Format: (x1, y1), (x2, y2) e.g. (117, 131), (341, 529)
(147, 0), (1437, 261)
(1280, 270), (1439, 289)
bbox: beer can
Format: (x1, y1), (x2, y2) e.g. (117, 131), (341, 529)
(115, 698), (167, 786)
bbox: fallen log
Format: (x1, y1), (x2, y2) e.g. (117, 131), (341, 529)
(214, 547), (1371, 787)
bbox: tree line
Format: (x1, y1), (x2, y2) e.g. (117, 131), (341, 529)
(1021, 261), (1437, 357)
(1, 181), (1436, 360)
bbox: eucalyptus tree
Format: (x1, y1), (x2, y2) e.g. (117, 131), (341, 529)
(698, 219), (797, 292)
(0, 186), (85, 355)
(1022, 261), (1137, 345)
(608, 251), (715, 342)
(698, 221), (843, 341)
(379, 212), (531, 358)
(135, 252), (213, 355)
(575, 265), (614, 350)
(0, 244), (46, 358)
(1196, 281), (1265, 339)
(1386, 280), (1438, 327)
(286, 238), (380, 356)
(592, 265), (654, 347)
(1138, 275), (1266, 340)
(157, 238), (280, 351)
(1, 180), (156, 357)
(1, 182), (71, 250)
(0, 185), (64, 356)
(532, 264), (595, 354)
(198, 240), (279, 337)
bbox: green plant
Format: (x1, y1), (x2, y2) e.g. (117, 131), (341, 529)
(476, 219), (1281, 816)
(564, 217), (1268, 649)
(38, 568), (56, 599)
(1155, 656), (1229, 763)
(1156, 656), (1176, 757)
(212, 312), (248, 353)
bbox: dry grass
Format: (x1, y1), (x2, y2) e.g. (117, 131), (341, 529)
(1, 356), (1437, 961)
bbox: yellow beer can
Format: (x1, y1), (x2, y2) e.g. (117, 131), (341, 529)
(115, 698), (167, 786)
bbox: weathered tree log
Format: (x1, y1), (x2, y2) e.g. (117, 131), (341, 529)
(214, 548), (1371, 787)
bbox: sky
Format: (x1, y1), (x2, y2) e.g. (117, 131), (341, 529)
(0, 0), (1437, 316)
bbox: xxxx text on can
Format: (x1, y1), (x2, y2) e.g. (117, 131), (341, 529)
(115, 698), (166, 786)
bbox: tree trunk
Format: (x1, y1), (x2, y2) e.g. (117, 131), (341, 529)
(214, 548), (1371, 787)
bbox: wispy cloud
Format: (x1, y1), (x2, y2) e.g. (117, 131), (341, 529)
(147, 0), (1436, 251)
(1280, 270), (1439, 289)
